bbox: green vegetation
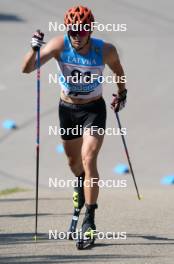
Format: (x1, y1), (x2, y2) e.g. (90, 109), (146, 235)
(0, 187), (28, 196)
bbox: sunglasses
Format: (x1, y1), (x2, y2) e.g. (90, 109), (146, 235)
(68, 29), (89, 37)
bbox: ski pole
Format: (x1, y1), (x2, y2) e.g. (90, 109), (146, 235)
(115, 112), (142, 200)
(34, 47), (41, 241)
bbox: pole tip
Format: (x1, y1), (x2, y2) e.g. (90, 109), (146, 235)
(139, 195), (143, 200)
(33, 235), (37, 242)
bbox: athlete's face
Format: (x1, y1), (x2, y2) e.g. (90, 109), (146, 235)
(69, 31), (90, 50)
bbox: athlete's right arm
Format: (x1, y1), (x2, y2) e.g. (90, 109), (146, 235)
(22, 34), (64, 73)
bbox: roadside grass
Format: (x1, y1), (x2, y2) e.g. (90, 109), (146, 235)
(0, 187), (28, 196)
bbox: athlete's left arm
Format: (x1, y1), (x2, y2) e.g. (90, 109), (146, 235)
(103, 43), (126, 93)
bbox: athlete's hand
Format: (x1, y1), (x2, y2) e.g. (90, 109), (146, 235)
(111, 89), (127, 112)
(31, 30), (45, 51)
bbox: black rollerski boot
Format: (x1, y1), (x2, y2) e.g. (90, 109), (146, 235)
(68, 172), (85, 240)
(76, 204), (98, 249)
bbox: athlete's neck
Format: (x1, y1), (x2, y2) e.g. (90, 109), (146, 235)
(74, 39), (91, 55)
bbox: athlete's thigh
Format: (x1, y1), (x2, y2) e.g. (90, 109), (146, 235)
(81, 133), (104, 160)
(63, 137), (83, 160)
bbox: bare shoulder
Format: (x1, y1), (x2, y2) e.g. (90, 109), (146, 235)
(42, 35), (64, 58)
(103, 42), (119, 65)
(49, 35), (64, 48)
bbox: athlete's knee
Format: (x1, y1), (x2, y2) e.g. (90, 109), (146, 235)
(82, 154), (97, 170)
(68, 157), (82, 175)
(68, 156), (76, 167)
